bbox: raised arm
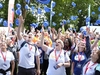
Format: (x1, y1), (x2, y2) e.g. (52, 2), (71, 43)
(91, 34), (100, 49)
(85, 35), (92, 59)
(17, 16), (24, 40)
(40, 29), (49, 52)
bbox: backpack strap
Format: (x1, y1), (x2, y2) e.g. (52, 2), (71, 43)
(48, 49), (54, 57)
(20, 41), (27, 50)
(20, 41), (37, 53)
(33, 44), (38, 53)
(64, 51), (66, 57)
(82, 58), (91, 67)
(27, 43), (38, 53)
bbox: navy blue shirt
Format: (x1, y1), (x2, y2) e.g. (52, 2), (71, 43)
(72, 52), (87, 75)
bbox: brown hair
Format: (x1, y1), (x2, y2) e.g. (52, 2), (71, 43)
(96, 50), (100, 63)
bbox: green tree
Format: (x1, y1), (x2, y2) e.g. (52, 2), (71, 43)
(0, 0), (100, 31)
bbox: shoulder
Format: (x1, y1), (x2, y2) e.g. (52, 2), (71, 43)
(7, 51), (12, 54)
(96, 64), (100, 72)
(7, 51), (14, 56)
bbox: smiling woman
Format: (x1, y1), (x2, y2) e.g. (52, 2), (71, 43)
(40, 31), (70, 75)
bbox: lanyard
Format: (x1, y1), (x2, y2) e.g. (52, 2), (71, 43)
(84, 61), (96, 74)
(1, 51), (7, 62)
(28, 45), (32, 51)
(78, 52), (83, 62)
(54, 50), (62, 62)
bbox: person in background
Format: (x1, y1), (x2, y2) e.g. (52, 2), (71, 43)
(0, 41), (15, 75)
(6, 36), (18, 75)
(82, 36), (100, 75)
(36, 40), (44, 75)
(63, 38), (73, 75)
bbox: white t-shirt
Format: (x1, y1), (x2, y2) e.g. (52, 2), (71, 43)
(82, 61), (98, 75)
(46, 47), (70, 75)
(0, 51), (14, 75)
(18, 39), (40, 69)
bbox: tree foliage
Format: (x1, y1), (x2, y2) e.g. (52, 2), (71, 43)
(0, 0), (100, 31)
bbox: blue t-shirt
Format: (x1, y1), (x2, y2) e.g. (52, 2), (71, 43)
(72, 52), (87, 75)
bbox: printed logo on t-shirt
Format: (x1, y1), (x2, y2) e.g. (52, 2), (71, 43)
(74, 55), (85, 61)
(25, 44), (27, 47)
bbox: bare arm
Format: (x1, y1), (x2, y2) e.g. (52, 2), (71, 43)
(40, 31), (48, 52)
(71, 62), (74, 75)
(17, 16), (24, 40)
(91, 35), (100, 49)
(57, 61), (70, 68)
(17, 52), (19, 63)
(36, 55), (40, 75)
(11, 60), (15, 75)
(63, 61), (70, 67)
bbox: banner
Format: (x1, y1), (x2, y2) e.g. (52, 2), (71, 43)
(8, 0), (15, 35)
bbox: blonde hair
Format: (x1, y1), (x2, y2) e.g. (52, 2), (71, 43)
(56, 39), (64, 48)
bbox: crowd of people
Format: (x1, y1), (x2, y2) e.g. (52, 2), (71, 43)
(0, 16), (100, 75)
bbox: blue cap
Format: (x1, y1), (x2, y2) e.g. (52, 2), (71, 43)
(0, 3), (3, 9)
(78, 10), (82, 13)
(86, 17), (91, 22)
(0, 18), (3, 24)
(72, 2), (76, 7)
(15, 8), (22, 15)
(91, 12), (95, 15)
(96, 19), (100, 25)
(43, 21), (49, 27)
(37, 0), (51, 4)
(82, 30), (87, 36)
(3, 20), (8, 27)
(52, 1), (56, 8)
(15, 18), (20, 26)
(25, 4), (29, 10)
(80, 27), (84, 32)
(51, 11), (55, 16)
(10, 23), (13, 27)
(30, 23), (38, 28)
(31, 6), (35, 11)
(16, 3), (21, 8)
(44, 6), (51, 12)
(62, 19), (67, 25)
(59, 13), (62, 16)
(67, 19), (70, 23)
(98, 6), (100, 11)
(37, 8), (42, 14)
(52, 22), (56, 26)
(25, 0), (30, 4)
